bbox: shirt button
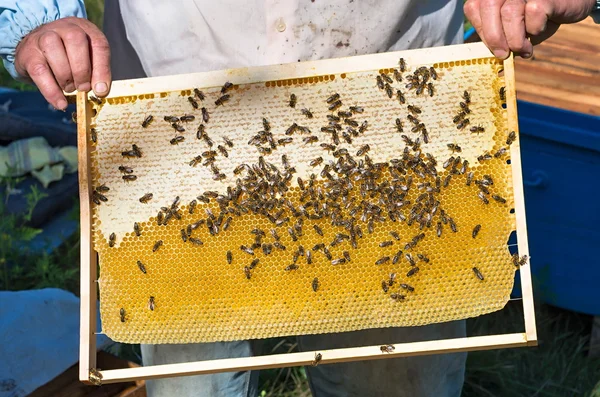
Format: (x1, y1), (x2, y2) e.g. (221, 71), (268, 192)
(276, 18), (286, 32)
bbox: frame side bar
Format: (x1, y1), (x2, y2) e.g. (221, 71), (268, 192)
(504, 55), (537, 345)
(78, 92), (99, 382)
(97, 333), (527, 384)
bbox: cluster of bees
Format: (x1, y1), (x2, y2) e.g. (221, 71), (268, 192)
(91, 58), (528, 324)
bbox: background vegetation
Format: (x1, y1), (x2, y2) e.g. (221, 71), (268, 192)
(0, 1), (598, 396)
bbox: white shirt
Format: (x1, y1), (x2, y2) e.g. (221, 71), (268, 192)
(119, 0), (463, 77)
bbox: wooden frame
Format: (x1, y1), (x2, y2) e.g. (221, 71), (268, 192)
(79, 42), (537, 385)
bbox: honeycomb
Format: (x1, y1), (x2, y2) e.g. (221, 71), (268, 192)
(88, 52), (518, 344)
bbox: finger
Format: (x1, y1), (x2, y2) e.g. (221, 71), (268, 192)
(479, 0), (510, 59)
(500, 0), (533, 57)
(464, 0), (485, 42)
(68, 18), (111, 97)
(59, 25), (92, 92)
(524, 0), (551, 36)
(26, 58), (68, 110)
(36, 30), (75, 93)
(529, 20), (560, 46)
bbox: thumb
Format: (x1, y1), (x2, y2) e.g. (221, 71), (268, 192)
(68, 18), (111, 97)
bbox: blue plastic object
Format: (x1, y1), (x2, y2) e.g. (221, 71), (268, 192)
(515, 100), (600, 315)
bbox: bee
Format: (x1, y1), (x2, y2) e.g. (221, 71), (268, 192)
(390, 293), (405, 301)
(188, 96), (199, 109)
(221, 81), (233, 93)
(284, 122), (298, 136)
(71, 111), (77, 123)
(249, 258), (260, 270)
(513, 253), (529, 267)
(400, 283), (415, 292)
(323, 247), (332, 260)
(478, 191), (490, 204)
(328, 100), (342, 111)
(407, 105), (422, 115)
(388, 272), (397, 287)
(109, 232), (116, 247)
(359, 121), (368, 133)
(393, 69), (403, 82)
(223, 136), (234, 148)
(137, 260), (147, 274)
(443, 174), (452, 188)
(188, 200), (197, 214)
(344, 118), (359, 128)
(300, 108), (314, 119)
(287, 93), (297, 108)
(395, 118), (403, 133)
(180, 114), (195, 122)
(416, 83), (425, 95)
(457, 119), (470, 130)
(453, 112), (466, 124)
(398, 58), (406, 72)
(179, 228), (187, 242)
(121, 150), (139, 158)
(215, 94), (230, 106)
(397, 90), (406, 104)
(463, 90), (471, 104)
(470, 125), (485, 134)
(376, 256), (390, 265)
(349, 106), (364, 114)
(381, 73), (393, 84)
(203, 134), (214, 147)
(215, 144), (228, 158)
(385, 83), (393, 98)
(310, 157), (323, 167)
(223, 216), (232, 231)
(202, 107), (210, 123)
(170, 136), (185, 145)
(447, 143), (462, 153)
(466, 171), (474, 186)
(152, 240), (163, 254)
(244, 266), (252, 279)
(312, 277), (320, 292)
(460, 102), (471, 113)
(492, 194), (507, 204)
(478, 152), (493, 162)
(306, 249), (312, 264)
(472, 267), (484, 280)
(285, 264), (299, 271)
(120, 308), (126, 322)
(142, 115), (154, 128)
(311, 353), (322, 367)
(499, 86), (506, 101)
(189, 237), (203, 246)
(164, 116), (179, 123)
(90, 127), (97, 143)
(507, 131), (516, 146)
(303, 136), (319, 144)
(471, 224), (482, 239)
(332, 258), (346, 265)
(406, 267), (419, 277)
(241, 245), (254, 255)
(405, 253), (416, 266)
(148, 296), (156, 311)
(379, 241), (393, 248)
(430, 66), (438, 80)
(417, 254), (430, 263)
(494, 147), (508, 158)
(392, 250), (403, 264)
(134, 222), (141, 237)
(482, 175), (494, 185)
(157, 212), (164, 225)
(313, 224), (324, 236)
(376, 75), (384, 89)
(343, 251), (351, 262)
(380, 344), (395, 353)
(381, 280), (389, 293)
(427, 83), (434, 97)
(171, 123), (185, 133)
(194, 88), (205, 100)
(89, 95), (102, 105)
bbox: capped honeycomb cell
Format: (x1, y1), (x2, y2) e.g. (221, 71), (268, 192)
(89, 54), (519, 344)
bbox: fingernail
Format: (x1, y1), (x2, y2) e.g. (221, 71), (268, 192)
(94, 82), (107, 94)
(57, 99), (68, 110)
(78, 83), (91, 92)
(65, 83), (75, 93)
(494, 49), (509, 59)
(521, 52), (532, 59)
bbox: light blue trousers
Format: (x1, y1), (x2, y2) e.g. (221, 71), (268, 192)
(142, 321), (466, 397)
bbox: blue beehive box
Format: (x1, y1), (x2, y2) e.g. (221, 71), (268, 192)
(513, 101), (600, 315)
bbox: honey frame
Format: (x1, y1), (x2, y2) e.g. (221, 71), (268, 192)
(78, 42), (537, 385)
